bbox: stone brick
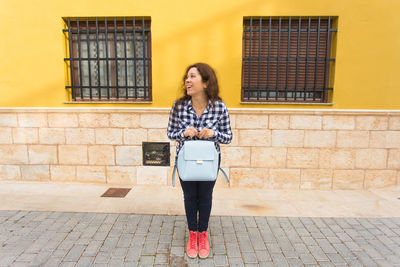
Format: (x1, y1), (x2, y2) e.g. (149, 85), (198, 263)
(385, 131), (400, 148)
(88, 145), (115, 165)
(0, 128), (12, 144)
(272, 130), (304, 147)
(319, 149), (356, 169)
(290, 115), (322, 130)
(365, 170), (397, 188)
(79, 113), (109, 127)
(50, 165), (76, 181)
(355, 149), (387, 169)
(0, 165), (21, 179)
(21, 165), (50, 181)
(215, 167), (231, 188)
(220, 147), (251, 167)
(18, 113), (47, 127)
(229, 114), (236, 128)
(115, 146), (142, 166)
(48, 113), (78, 127)
(140, 114), (169, 129)
(123, 128), (147, 145)
(236, 115), (268, 129)
(389, 116), (400, 130)
(369, 131), (387, 148)
(106, 166), (136, 185)
(355, 116), (388, 130)
(76, 166), (106, 183)
(239, 129), (271, 146)
(323, 116), (355, 130)
(59, 145), (87, 165)
(28, 145), (57, 164)
(148, 129), (170, 142)
(269, 115), (290, 129)
(227, 129), (240, 146)
(65, 128), (95, 145)
(251, 147), (286, 168)
(287, 148), (319, 169)
(39, 128), (65, 144)
(110, 113), (140, 128)
(300, 169), (333, 190)
(0, 145), (28, 164)
(337, 131), (369, 148)
(333, 170), (364, 190)
(95, 128), (123, 144)
(12, 128), (38, 144)
(0, 113), (17, 127)
(388, 149), (400, 169)
(304, 130), (336, 148)
(370, 131), (400, 149)
(230, 168), (268, 188)
(268, 169), (300, 189)
(137, 166), (167, 185)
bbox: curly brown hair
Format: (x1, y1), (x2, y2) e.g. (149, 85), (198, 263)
(172, 63), (221, 115)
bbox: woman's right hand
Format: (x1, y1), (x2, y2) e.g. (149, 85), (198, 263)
(184, 126), (198, 139)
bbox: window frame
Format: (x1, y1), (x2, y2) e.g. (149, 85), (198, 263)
(241, 16), (337, 104)
(63, 16), (152, 102)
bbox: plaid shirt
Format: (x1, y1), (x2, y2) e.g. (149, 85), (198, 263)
(167, 99), (232, 156)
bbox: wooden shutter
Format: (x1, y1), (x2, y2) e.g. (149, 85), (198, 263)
(242, 16), (336, 102)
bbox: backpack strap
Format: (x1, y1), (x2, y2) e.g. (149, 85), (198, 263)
(171, 164), (229, 187)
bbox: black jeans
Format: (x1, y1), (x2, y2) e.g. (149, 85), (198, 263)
(179, 155), (220, 232)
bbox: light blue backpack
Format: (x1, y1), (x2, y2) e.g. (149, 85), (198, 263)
(172, 140), (229, 187)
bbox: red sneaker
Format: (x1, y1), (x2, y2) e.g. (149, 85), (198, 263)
(198, 231), (210, 258)
(186, 230), (198, 258)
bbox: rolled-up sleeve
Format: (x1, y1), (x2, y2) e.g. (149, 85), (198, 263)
(167, 103), (185, 141)
(211, 104), (232, 144)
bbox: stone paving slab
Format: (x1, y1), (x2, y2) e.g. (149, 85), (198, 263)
(0, 211), (400, 266)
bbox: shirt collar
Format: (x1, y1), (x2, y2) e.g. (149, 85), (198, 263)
(188, 99), (212, 114)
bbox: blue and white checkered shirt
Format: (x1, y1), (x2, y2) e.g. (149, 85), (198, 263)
(167, 99), (233, 156)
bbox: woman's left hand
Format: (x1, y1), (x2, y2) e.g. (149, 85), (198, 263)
(198, 128), (214, 139)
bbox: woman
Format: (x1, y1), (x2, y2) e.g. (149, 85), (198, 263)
(167, 63), (232, 259)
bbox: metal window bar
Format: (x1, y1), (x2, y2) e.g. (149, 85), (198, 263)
(63, 17), (152, 101)
(95, 18), (101, 99)
(247, 17), (252, 99)
(313, 17), (321, 101)
(86, 17), (92, 99)
(104, 17), (110, 99)
(323, 17), (331, 102)
(113, 17), (119, 99)
(242, 16), (337, 103)
(123, 17), (128, 99)
(257, 17), (262, 100)
(77, 18), (83, 99)
(142, 17), (147, 99)
(285, 17), (291, 101)
(275, 17), (281, 101)
(67, 18), (75, 100)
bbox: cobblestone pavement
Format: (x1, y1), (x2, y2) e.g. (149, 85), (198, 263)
(0, 211), (400, 266)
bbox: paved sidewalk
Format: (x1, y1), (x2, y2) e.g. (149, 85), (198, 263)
(1, 211), (400, 266)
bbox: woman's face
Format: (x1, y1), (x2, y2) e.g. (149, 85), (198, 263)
(185, 67), (207, 98)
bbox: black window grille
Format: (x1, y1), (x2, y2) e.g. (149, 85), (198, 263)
(63, 17), (152, 102)
(242, 16), (337, 103)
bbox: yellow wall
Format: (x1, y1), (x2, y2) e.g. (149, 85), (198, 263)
(0, 0), (399, 109)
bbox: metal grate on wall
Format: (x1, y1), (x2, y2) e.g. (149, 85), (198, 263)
(242, 16), (337, 103)
(63, 17), (152, 102)
(142, 142), (170, 166)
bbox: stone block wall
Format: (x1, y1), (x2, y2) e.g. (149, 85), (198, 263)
(0, 108), (399, 190)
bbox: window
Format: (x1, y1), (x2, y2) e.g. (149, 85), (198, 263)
(242, 16), (337, 103)
(63, 17), (152, 102)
